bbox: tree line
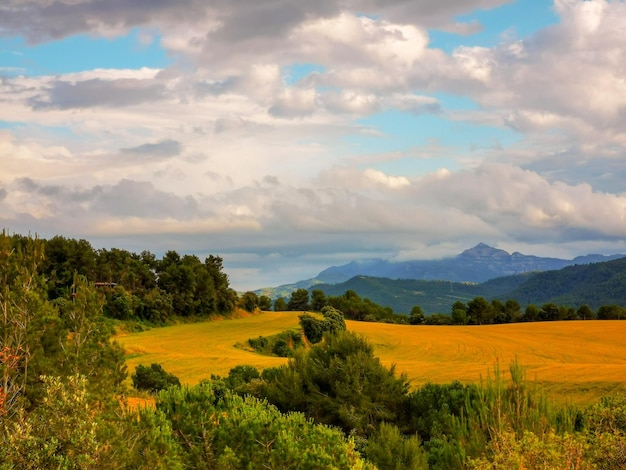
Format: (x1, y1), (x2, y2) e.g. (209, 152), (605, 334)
(9, 232), (238, 324)
(7, 232), (625, 327)
(243, 287), (626, 326)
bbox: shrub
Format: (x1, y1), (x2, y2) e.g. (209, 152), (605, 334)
(132, 363), (181, 393)
(155, 382), (374, 469)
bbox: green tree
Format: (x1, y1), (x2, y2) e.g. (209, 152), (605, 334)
(298, 314), (326, 344)
(238, 291), (259, 313)
(451, 301), (467, 325)
(539, 302), (560, 321)
(321, 305), (347, 333)
(522, 304), (539, 322)
(156, 382), (373, 469)
(43, 236), (97, 299)
(504, 299), (521, 323)
(132, 363), (181, 394)
(135, 287), (174, 324)
(0, 232), (52, 414)
(258, 295), (272, 311)
(55, 274), (127, 398)
(491, 299), (506, 323)
(311, 289), (327, 311)
(597, 304), (626, 320)
(274, 297), (287, 311)
(259, 331), (410, 437)
(1, 375), (102, 469)
(287, 288), (310, 311)
(103, 285), (136, 320)
(577, 304), (595, 320)
(364, 422), (428, 470)
(409, 306), (426, 325)
(467, 297), (493, 325)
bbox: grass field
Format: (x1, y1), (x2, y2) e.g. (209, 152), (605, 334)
(116, 313), (626, 405)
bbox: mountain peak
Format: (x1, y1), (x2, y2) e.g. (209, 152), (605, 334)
(459, 243), (511, 259)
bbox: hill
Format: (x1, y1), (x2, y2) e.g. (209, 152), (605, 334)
(312, 257), (626, 314)
(257, 243), (624, 299)
(501, 256), (626, 307)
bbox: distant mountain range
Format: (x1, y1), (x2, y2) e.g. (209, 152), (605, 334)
(312, 256), (626, 314)
(256, 243), (625, 302)
(315, 243), (624, 284)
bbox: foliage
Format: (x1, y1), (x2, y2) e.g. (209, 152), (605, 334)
(273, 297), (287, 311)
(468, 430), (591, 470)
(583, 393), (626, 468)
(310, 289), (327, 311)
(298, 313), (326, 343)
(325, 289), (405, 323)
(298, 306), (347, 343)
(0, 232), (50, 414)
(245, 329), (303, 357)
(1, 375), (101, 469)
(221, 365), (260, 390)
(258, 294), (272, 311)
(363, 422), (428, 470)
(409, 305), (425, 325)
(132, 363), (181, 393)
(155, 382), (373, 469)
(287, 288), (310, 311)
(257, 331), (410, 437)
(402, 381), (480, 442)
(238, 291), (259, 312)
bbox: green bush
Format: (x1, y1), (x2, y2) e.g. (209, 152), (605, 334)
(155, 382), (374, 469)
(132, 363), (181, 393)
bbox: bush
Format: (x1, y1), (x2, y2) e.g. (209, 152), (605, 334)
(298, 314), (326, 344)
(364, 422), (428, 470)
(258, 331), (410, 437)
(155, 382), (374, 469)
(132, 363), (181, 393)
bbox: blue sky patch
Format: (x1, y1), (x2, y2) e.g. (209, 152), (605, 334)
(0, 28), (170, 76)
(429, 0), (559, 53)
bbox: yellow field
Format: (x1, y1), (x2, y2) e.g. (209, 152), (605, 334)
(116, 313), (626, 405)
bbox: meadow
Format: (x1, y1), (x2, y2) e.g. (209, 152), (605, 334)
(116, 313), (626, 405)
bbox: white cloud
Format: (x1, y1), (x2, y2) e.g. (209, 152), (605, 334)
(1, 0), (626, 289)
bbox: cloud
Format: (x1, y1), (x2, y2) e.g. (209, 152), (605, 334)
(120, 139), (182, 159)
(2, 0), (626, 290)
(443, 1), (626, 139)
(29, 77), (168, 109)
(0, 0), (508, 44)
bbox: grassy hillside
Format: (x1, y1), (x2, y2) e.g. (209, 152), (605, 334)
(117, 314), (626, 405)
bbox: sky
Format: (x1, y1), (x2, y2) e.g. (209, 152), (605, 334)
(1, 0), (626, 291)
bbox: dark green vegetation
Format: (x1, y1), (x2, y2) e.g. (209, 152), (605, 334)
(242, 329), (303, 357)
(217, 330), (626, 469)
(312, 256), (626, 316)
(2, 231), (626, 468)
(41, 233), (237, 324)
(131, 363), (181, 393)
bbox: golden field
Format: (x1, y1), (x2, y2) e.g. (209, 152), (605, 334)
(116, 313), (626, 405)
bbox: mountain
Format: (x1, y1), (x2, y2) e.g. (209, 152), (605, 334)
(317, 243), (623, 284)
(256, 243), (625, 298)
(312, 256), (626, 315)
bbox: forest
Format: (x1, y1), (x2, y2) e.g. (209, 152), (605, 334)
(1, 231), (625, 469)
